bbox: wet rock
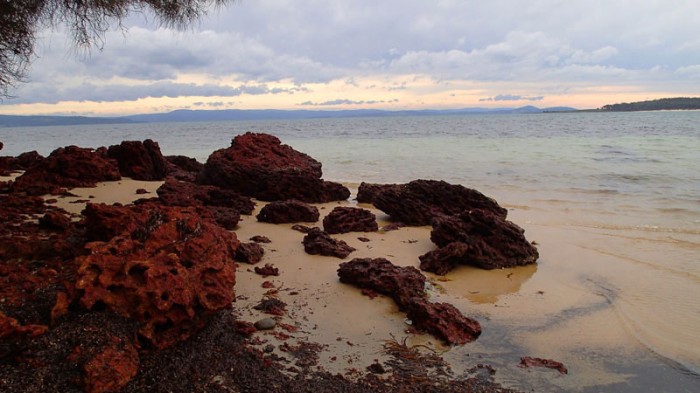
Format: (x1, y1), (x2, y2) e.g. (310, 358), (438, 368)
(372, 179), (507, 226)
(423, 209), (539, 272)
(302, 228), (355, 258)
(338, 258), (481, 345)
(107, 139), (168, 180)
(519, 356), (568, 374)
(196, 132), (350, 202)
(12, 146), (121, 196)
(75, 204), (239, 348)
(256, 200), (320, 224)
(235, 242), (265, 264)
(323, 206), (378, 234)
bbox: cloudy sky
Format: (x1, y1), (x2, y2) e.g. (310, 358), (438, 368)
(2, 0), (699, 116)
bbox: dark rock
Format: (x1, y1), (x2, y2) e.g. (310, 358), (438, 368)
(165, 155), (204, 182)
(234, 242), (265, 264)
(323, 206), (378, 234)
(135, 188), (149, 194)
(257, 200), (320, 224)
(157, 177), (254, 214)
(372, 180), (507, 226)
(38, 210), (71, 231)
(519, 357), (568, 374)
(75, 204), (239, 349)
(338, 258), (481, 345)
(12, 146), (121, 196)
(253, 298), (286, 316)
(424, 209), (539, 272)
(8, 150), (44, 171)
(254, 263), (279, 277)
(107, 139), (168, 181)
(291, 224), (312, 233)
(356, 182), (399, 204)
(196, 132), (350, 202)
(302, 228), (355, 258)
(250, 235), (271, 243)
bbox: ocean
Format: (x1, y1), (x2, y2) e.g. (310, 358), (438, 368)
(1, 111), (699, 391)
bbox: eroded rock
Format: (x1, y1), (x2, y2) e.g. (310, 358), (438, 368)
(323, 206), (378, 234)
(257, 200), (320, 224)
(107, 139), (168, 181)
(302, 228), (355, 259)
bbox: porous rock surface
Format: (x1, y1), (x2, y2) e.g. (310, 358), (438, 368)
(197, 132), (350, 202)
(302, 227), (355, 259)
(11, 145), (121, 195)
(257, 199), (320, 224)
(75, 204), (239, 349)
(323, 206), (378, 234)
(420, 209), (539, 273)
(337, 258), (481, 344)
(107, 139), (168, 181)
(372, 179), (507, 226)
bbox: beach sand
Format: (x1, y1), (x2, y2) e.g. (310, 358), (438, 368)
(11, 176), (697, 392)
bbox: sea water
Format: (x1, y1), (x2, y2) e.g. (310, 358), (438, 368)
(1, 111), (699, 391)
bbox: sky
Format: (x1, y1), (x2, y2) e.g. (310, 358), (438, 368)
(2, 0), (699, 116)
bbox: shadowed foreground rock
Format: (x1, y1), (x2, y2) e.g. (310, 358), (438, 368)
(372, 180), (507, 226)
(420, 209), (539, 273)
(197, 132), (350, 202)
(323, 206), (378, 234)
(257, 199), (320, 223)
(12, 146), (121, 195)
(76, 204), (239, 349)
(107, 139), (168, 181)
(302, 228), (355, 258)
(338, 258), (481, 344)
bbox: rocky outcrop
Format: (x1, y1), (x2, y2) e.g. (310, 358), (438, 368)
(356, 182), (399, 204)
(337, 258), (481, 345)
(420, 209), (539, 273)
(302, 228), (355, 258)
(256, 200), (320, 224)
(165, 155), (205, 182)
(12, 146), (121, 196)
(196, 132), (350, 202)
(372, 180), (507, 226)
(107, 139), (168, 181)
(323, 206), (378, 234)
(75, 204), (239, 349)
(157, 178), (254, 214)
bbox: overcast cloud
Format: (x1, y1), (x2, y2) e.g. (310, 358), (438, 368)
(2, 0), (699, 115)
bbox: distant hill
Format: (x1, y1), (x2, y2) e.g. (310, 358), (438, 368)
(0, 106), (577, 127)
(0, 115), (136, 128)
(601, 97), (700, 112)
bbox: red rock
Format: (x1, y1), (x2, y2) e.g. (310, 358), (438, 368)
(165, 155), (204, 182)
(157, 177), (254, 214)
(250, 235), (271, 243)
(135, 188), (149, 194)
(424, 209), (539, 272)
(107, 139), (168, 180)
(83, 341), (140, 393)
(39, 210), (72, 231)
(519, 356), (568, 374)
(0, 312), (48, 340)
(291, 224), (312, 233)
(235, 242), (265, 264)
(257, 200), (320, 224)
(372, 180), (508, 226)
(356, 182), (399, 204)
(337, 258), (481, 345)
(302, 228), (355, 258)
(253, 298), (286, 316)
(254, 263), (279, 277)
(12, 146), (121, 196)
(196, 132), (350, 202)
(323, 206), (378, 234)
(75, 204), (239, 348)
(8, 150), (44, 171)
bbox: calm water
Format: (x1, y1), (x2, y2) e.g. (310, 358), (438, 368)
(1, 111), (699, 391)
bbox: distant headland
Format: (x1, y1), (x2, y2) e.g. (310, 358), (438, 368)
(598, 97), (700, 112)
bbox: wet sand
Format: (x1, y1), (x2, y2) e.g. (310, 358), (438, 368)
(37, 178), (700, 392)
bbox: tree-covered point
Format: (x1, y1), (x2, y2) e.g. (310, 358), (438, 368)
(601, 97), (700, 111)
(0, 0), (230, 99)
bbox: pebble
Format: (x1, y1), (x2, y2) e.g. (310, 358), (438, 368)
(254, 317), (276, 330)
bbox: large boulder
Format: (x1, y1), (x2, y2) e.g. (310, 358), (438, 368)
(256, 200), (319, 224)
(337, 258), (481, 344)
(75, 204), (239, 348)
(165, 155), (204, 182)
(420, 209), (539, 273)
(372, 180), (507, 226)
(107, 139), (168, 180)
(356, 182), (399, 204)
(323, 206), (378, 234)
(196, 132), (350, 202)
(12, 146), (120, 195)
